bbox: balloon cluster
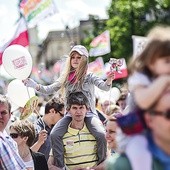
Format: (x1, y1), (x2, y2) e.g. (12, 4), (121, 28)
(2, 45), (39, 120)
(109, 58), (123, 73)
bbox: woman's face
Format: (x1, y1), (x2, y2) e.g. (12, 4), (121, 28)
(105, 120), (118, 150)
(149, 56), (170, 76)
(9, 128), (26, 147)
(70, 52), (81, 69)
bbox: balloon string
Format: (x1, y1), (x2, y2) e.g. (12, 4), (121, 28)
(26, 86), (33, 113)
(26, 87), (31, 99)
(108, 77), (113, 112)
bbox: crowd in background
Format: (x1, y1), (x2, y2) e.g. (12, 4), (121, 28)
(1, 25), (170, 170)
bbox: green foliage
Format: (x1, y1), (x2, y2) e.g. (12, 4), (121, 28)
(106, 0), (170, 62)
(82, 0), (170, 64)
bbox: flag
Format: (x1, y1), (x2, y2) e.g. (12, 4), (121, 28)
(20, 0), (57, 27)
(0, 18), (29, 65)
(89, 30), (111, 57)
(132, 35), (148, 58)
(105, 58), (128, 80)
(87, 57), (105, 78)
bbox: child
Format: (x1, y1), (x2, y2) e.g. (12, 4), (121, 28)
(119, 25), (170, 170)
(23, 45), (115, 169)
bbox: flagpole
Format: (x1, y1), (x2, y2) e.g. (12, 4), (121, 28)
(18, 1), (32, 106)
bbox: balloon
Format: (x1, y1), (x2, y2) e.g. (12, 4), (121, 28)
(7, 79), (35, 107)
(2, 45), (32, 80)
(111, 87), (121, 101)
(97, 87), (121, 103)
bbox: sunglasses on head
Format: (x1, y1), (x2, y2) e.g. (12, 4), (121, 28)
(58, 111), (64, 117)
(10, 133), (19, 139)
(149, 110), (170, 119)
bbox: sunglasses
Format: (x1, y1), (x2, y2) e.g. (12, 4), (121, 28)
(10, 133), (19, 139)
(149, 110), (170, 119)
(58, 111), (64, 117)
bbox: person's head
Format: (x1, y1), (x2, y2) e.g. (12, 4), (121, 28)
(105, 116), (118, 150)
(100, 99), (114, 114)
(144, 90), (170, 153)
(9, 120), (35, 147)
(105, 104), (121, 118)
(60, 45), (89, 85)
(129, 26), (170, 77)
(69, 45), (89, 69)
(0, 95), (11, 132)
(44, 97), (65, 125)
(116, 93), (127, 111)
(66, 91), (90, 122)
(147, 25), (170, 41)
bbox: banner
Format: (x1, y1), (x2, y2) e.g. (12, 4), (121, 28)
(20, 0), (57, 27)
(105, 58), (128, 80)
(89, 30), (111, 57)
(87, 57), (105, 78)
(132, 35), (148, 58)
(0, 18), (29, 65)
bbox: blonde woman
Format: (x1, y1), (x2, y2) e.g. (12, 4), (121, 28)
(23, 45), (115, 169)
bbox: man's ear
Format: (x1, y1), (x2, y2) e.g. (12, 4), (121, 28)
(49, 108), (55, 114)
(23, 136), (29, 142)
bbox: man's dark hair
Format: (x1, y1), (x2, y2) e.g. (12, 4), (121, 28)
(66, 92), (90, 110)
(45, 97), (64, 114)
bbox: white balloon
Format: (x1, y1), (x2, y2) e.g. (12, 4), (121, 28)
(2, 45), (32, 80)
(7, 79), (35, 107)
(96, 87), (121, 103)
(110, 87), (121, 102)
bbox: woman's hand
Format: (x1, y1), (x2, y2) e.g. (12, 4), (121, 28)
(23, 78), (39, 90)
(106, 71), (115, 85)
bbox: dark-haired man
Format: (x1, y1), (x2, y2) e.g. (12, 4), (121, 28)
(50, 92), (103, 170)
(31, 97), (65, 160)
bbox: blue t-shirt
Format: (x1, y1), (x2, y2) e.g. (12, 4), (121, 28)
(147, 132), (170, 170)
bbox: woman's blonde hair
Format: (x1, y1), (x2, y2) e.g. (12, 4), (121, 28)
(58, 51), (88, 95)
(105, 104), (121, 117)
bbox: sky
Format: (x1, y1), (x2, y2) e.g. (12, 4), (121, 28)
(0, 0), (111, 41)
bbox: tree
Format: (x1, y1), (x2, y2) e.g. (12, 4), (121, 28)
(106, 0), (170, 62)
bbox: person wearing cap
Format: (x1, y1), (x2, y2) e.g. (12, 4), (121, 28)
(23, 45), (115, 169)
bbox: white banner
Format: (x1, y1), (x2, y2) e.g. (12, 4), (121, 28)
(132, 35), (148, 58)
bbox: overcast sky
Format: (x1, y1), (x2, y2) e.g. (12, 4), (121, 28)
(0, 0), (111, 41)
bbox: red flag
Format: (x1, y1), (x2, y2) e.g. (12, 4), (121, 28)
(0, 18), (29, 65)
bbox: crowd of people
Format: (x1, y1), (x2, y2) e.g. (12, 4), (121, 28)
(0, 25), (170, 170)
